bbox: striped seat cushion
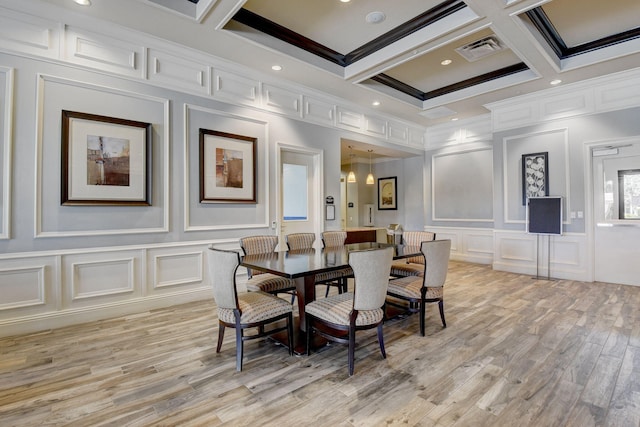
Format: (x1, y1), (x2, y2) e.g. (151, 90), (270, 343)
(218, 291), (292, 324)
(305, 292), (383, 326)
(387, 276), (443, 300)
(315, 267), (353, 283)
(390, 261), (424, 277)
(246, 273), (296, 294)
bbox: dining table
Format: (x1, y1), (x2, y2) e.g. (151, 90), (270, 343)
(240, 241), (421, 354)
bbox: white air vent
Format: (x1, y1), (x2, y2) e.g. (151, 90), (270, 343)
(455, 35), (506, 62)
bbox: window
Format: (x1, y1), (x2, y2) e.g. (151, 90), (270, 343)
(618, 169), (640, 219)
(282, 163), (308, 220)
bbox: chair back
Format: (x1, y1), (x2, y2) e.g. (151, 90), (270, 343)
(422, 239), (451, 288)
(286, 233), (315, 250)
(349, 246), (393, 311)
(207, 248), (240, 310)
(240, 235), (278, 255)
(239, 235), (278, 277)
(403, 231), (436, 264)
(321, 231), (347, 248)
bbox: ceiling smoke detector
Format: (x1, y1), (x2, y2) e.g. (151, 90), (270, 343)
(366, 11), (386, 24)
(455, 35), (506, 62)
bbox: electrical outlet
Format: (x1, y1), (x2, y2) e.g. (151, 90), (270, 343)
(577, 211), (583, 219)
(570, 211), (576, 219)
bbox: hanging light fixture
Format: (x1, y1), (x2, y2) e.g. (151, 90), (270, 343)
(366, 150), (374, 185)
(347, 146), (357, 183)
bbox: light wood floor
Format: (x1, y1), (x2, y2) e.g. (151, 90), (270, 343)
(1, 261), (640, 426)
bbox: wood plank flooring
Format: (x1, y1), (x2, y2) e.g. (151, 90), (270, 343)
(1, 261), (640, 426)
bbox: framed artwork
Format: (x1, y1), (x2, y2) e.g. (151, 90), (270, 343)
(378, 176), (397, 210)
(522, 152), (549, 205)
(199, 129), (256, 203)
(61, 110), (152, 206)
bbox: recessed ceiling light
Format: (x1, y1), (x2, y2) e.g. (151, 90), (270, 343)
(550, 79), (562, 85)
(74, 0), (91, 5)
(440, 59), (452, 66)
(365, 11), (386, 24)
(372, 101), (381, 106)
(451, 117), (459, 121)
(340, 0), (351, 2)
(271, 65), (283, 71)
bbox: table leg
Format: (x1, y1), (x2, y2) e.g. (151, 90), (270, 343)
(295, 274), (316, 332)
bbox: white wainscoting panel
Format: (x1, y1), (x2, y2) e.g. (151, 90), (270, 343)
(150, 250), (204, 290)
(488, 68), (640, 131)
(0, 266), (46, 310)
(0, 7), (61, 59)
(148, 48), (210, 95)
(303, 95), (335, 126)
(65, 26), (144, 79)
(408, 127), (426, 148)
(0, 255), (59, 319)
(427, 226), (494, 264)
(0, 66), (13, 240)
(363, 115), (387, 138)
(335, 107), (363, 131)
(261, 83), (302, 117)
(540, 89), (593, 121)
(493, 230), (588, 280)
(595, 72), (640, 112)
(213, 68), (260, 107)
(68, 257), (136, 302)
(387, 121), (408, 145)
(0, 240), (244, 337)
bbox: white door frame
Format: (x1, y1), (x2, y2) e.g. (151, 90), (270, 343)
(276, 143), (324, 249)
(584, 136), (640, 284)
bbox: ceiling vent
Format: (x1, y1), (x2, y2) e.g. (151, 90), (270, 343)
(456, 35), (506, 62)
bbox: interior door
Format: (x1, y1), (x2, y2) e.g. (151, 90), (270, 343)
(592, 142), (640, 285)
(279, 148), (321, 248)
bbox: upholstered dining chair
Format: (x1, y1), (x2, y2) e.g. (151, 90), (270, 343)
(239, 235), (297, 302)
(286, 232), (347, 297)
(285, 233), (316, 251)
(387, 239), (451, 336)
(320, 231), (354, 296)
(389, 230), (436, 278)
(305, 246), (393, 376)
(207, 247), (293, 371)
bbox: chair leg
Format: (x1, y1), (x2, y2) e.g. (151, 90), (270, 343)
(325, 284), (330, 298)
(216, 323), (225, 353)
(377, 323), (386, 359)
(348, 327), (356, 376)
(439, 300), (446, 328)
(290, 292), (296, 305)
(235, 327), (243, 372)
(305, 314), (312, 356)
(287, 313), (294, 356)
(420, 300), (426, 337)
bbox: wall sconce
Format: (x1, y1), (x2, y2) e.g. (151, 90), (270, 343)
(366, 150), (374, 185)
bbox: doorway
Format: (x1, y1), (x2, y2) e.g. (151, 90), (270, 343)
(278, 145), (323, 249)
(590, 139), (640, 285)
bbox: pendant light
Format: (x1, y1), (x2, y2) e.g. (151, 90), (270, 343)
(347, 146), (357, 183)
(366, 150), (374, 185)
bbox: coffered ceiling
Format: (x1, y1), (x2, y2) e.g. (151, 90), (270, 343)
(35, 0), (640, 132)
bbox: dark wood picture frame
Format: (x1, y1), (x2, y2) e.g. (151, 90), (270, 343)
(522, 152), (549, 205)
(61, 110), (152, 206)
(378, 176), (397, 210)
(199, 129), (257, 203)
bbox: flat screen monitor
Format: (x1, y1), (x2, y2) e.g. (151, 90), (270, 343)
(527, 196), (562, 235)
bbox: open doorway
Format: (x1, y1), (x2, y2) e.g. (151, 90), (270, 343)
(589, 139), (640, 285)
(277, 144), (323, 249)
